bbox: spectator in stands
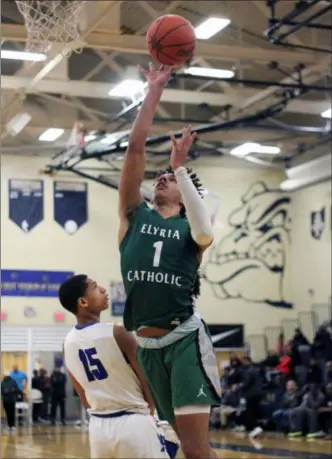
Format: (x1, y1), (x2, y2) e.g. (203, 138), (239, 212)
(31, 369), (44, 423)
(292, 328), (310, 347)
(10, 364), (27, 427)
(32, 370), (42, 391)
(276, 332), (291, 356)
(240, 357), (264, 438)
(263, 350), (280, 369)
(39, 368), (51, 421)
(220, 384), (244, 430)
(289, 384), (325, 438)
(307, 358), (322, 386)
(50, 366), (67, 425)
(262, 351), (285, 389)
(312, 326), (332, 371)
(227, 356), (243, 386)
(276, 352), (292, 378)
(9, 364), (27, 399)
(272, 380), (300, 433)
(290, 332), (311, 387)
(324, 361), (332, 386)
(220, 366), (230, 391)
(318, 383), (332, 437)
(1, 372), (19, 432)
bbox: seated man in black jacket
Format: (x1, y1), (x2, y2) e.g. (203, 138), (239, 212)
(318, 383), (332, 437)
(272, 380), (300, 433)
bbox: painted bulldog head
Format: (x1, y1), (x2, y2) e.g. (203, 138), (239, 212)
(203, 181), (292, 308)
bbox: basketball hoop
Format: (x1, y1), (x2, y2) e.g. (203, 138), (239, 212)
(15, 0), (86, 56)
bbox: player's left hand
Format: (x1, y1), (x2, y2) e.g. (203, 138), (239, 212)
(169, 126), (197, 170)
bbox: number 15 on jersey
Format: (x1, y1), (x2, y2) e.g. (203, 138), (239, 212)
(79, 347), (108, 382)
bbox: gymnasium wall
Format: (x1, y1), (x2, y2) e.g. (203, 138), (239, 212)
(290, 180), (331, 312)
(193, 163), (296, 335)
(1, 155), (330, 337)
(1, 154), (121, 326)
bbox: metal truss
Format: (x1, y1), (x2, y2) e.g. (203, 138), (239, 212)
(43, 80), (327, 190)
(265, 0), (332, 54)
(175, 68), (331, 92)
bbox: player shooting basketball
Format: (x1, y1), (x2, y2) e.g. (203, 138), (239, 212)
(118, 63), (221, 459)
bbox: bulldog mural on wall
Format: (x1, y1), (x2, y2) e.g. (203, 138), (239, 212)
(203, 181), (292, 308)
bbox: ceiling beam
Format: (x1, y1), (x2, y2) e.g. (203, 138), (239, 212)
(241, 57), (331, 111)
(80, 0), (182, 82)
(3, 124), (309, 146)
(1, 1), (123, 137)
(2, 24), (319, 65)
(1, 75), (328, 116)
(251, 0), (304, 47)
(0, 76), (236, 106)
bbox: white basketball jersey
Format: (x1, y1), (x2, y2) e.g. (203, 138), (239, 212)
(64, 322), (149, 415)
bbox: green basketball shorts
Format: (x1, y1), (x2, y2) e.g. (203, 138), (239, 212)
(137, 319), (221, 425)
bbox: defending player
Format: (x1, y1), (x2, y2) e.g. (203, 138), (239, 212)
(118, 63), (221, 459)
(59, 274), (171, 458)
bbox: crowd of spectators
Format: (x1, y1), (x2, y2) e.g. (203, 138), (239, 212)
(1, 364), (67, 431)
(211, 322), (332, 440)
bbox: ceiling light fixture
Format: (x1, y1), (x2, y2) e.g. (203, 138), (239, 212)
(6, 112), (32, 136)
(230, 142), (281, 157)
(39, 128), (64, 142)
(84, 134), (97, 142)
(195, 17), (230, 40)
(108, 79), (147, 98)
(321, 108), (331, 119)
(184, 67), (235, 79)
(1, 50), (47, 62)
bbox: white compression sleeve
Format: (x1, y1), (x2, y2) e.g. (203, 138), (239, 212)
(174, 166), (213, 247)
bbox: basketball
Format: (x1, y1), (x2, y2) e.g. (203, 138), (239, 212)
(146, 15), (196, 66)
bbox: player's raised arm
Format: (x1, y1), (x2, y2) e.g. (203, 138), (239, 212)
(113, 325), (155, 415)
(170, 126), (214, 249)
(118, 63), (173, 219)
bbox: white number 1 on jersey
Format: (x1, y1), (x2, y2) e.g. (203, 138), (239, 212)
(152, 241), (163, 267)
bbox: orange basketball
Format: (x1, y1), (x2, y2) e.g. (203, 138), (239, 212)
(146, 15), (196, 66)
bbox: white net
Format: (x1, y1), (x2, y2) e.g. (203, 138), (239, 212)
(16, 0), (86, 55)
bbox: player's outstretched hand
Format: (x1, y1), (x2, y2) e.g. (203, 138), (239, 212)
(169, 126), (197, 170)
(138, 62), (173, 90)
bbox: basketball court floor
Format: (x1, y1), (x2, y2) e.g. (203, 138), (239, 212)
(1, 426), (331, 459)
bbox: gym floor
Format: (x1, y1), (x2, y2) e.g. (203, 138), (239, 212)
(1, 426), (331, 459)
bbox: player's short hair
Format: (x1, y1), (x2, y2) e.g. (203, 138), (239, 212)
(58, 274), (88, 315)
(157, 166), (204, 298)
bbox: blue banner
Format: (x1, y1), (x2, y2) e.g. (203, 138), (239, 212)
(110, 281), (126, 316)
(9, 179), (44, 233)
(54, 181), (88, 234)
(1, 270), (74, 297)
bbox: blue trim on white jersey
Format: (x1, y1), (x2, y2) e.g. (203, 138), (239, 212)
(91, 410), (135, 419)
(75, 322), (99, 330)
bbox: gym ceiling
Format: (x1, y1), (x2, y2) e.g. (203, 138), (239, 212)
(1, 0), (331, 172)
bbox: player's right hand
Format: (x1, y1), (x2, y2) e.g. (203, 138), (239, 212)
(138, 62), (173, 89)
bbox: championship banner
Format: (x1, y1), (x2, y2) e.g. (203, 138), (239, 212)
(110, 281), (126, 316)
(207, 324), (244, 350)
(9, 179), (44, 233)
(1, 269), (74, 297)
(54, 181), (88, 234)
(310, 207), (325, 240)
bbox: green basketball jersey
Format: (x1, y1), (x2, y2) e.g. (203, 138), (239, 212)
(120, 202), (199, 331)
